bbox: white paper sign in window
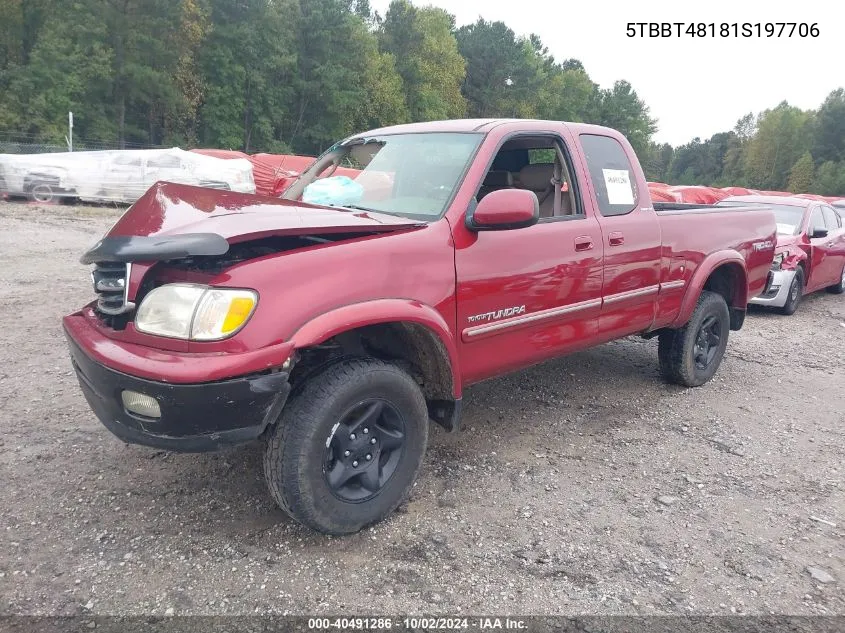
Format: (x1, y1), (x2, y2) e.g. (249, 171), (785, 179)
(602, 169), (634, 205)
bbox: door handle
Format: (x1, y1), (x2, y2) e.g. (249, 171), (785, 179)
(608, 231), (625, 246)
(574, 236), (593, 252)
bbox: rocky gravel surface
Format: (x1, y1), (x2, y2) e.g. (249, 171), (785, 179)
(0, 201), (842, 616)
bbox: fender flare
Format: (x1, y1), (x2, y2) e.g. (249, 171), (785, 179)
(289, 299), (462, 398)
(671, 250), (747, 328)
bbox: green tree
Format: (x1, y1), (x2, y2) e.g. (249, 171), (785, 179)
(786, 152), (815, 193)
(537, 67), (597, 123)
(812, 88), (845, 164)
(380, 0), (466, 122)
(456, 19), (546, 118)
(812, 161), (845, 196)
(743, 102), (811, 190)
(643, 142), (673, 182)
(720, 114), (755, 187)
(290, 0), (381, 154)
(594, 80), (657, 157)
(351, 25), (409, 131)
(199, 0), (298, 152)
(170, 0), (211, 145)
(0, 1), (113, 140)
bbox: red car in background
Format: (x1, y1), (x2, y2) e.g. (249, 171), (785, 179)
(717, 195), (845, 314)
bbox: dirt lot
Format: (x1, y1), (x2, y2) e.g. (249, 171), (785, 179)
(0, 201), (843, 617)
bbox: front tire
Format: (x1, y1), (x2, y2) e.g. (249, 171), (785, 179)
(658, 290), (730, 387)
(263, 358), (429, 535)
(780, 267), (804, 315)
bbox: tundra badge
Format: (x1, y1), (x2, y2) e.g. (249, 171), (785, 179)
(468, 306), (526, 323)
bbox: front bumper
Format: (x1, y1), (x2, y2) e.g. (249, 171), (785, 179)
(750, 269), (797, 308)
(65, 329), (291, 453)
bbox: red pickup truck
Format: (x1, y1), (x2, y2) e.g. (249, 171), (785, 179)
(64, 119), (777, 534)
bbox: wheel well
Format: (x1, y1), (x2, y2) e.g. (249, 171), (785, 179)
(289, 321), (454, 406)
(703, 263), (746, 330)
(703, 263), (745, 308)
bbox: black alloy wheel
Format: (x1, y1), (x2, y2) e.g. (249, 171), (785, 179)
(263, 358), (429, 535)
(658, 290), (730, 387)
(693, 315), (722, 371)
(323, 398), (406, 503)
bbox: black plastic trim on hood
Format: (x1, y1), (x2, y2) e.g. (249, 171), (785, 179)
(80, 233), (230, 265)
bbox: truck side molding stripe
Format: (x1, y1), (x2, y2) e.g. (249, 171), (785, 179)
(659, 280), (686, 292)
(463, 281), (685, 341)
(463, 298), (603, 339)
(601, 285), (660, 306)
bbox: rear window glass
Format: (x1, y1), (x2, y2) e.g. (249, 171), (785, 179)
(716, 201), (805, 236)
(528, 149), (555, 164)
(822, 206), (840, 229)
(149, 155), (181, 169)
(579, 134), (638, 217)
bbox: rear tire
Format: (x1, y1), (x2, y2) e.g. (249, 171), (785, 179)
(263, 358), (428, 535)
(27, 182), (55, 203)
(780, 267), (804, 315)
(658, 290), (730, 387)
(827, 264), (845, 295)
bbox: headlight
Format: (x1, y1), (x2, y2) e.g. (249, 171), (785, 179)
(772, 252), (786, 270)
(135, 283), (257, 341)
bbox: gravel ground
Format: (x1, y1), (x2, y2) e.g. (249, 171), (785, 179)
(0, 201), (842, 617)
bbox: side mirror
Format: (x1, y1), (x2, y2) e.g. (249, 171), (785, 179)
(810, 227), (829, 239)
(466, 189), (539, 232)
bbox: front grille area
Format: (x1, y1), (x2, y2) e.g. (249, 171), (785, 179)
(92, 262), (131, 316)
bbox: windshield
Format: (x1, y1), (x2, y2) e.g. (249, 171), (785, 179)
(717, 201), (805, 236)
(284, 132), (483, 220)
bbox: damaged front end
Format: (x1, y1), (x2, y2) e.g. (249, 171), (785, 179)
(751, 248), (804, 308)
(66, 181), (423, 451)
(81, 181), (422, 329)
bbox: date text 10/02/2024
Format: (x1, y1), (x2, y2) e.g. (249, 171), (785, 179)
(307, 617), (528, 630)
(626, 22), (819, 37)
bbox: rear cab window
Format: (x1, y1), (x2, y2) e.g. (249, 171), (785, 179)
(579, 134), (638, 217)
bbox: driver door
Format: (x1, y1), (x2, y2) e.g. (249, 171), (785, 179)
(806, 206), (835, 291)
(455, 133), (604, 385)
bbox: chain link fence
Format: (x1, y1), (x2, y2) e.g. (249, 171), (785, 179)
(0, 132), (165, 155)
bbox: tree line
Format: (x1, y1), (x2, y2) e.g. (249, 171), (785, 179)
(0, 0), (842, 195)
(646, 90), (845, 196)
(0, 0), (655, 156)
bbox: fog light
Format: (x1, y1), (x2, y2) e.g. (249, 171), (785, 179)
(121, 390), (161, 418)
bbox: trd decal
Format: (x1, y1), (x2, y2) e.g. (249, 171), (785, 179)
(467, 305), (526, 323)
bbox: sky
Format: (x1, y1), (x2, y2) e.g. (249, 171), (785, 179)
(369, 0), (841, 147)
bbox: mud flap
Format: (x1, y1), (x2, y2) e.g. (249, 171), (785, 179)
(428, 398), (463, 432)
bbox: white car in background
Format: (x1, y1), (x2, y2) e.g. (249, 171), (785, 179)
(0, 148), (255, 204)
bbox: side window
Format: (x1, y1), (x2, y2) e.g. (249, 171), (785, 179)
(808, 207), (826, 236)
(112, 154), (142, 167)
(476, 135), (581, 220)
(148, 155), (182, 169)
(579, 134), (638, 217)
(822, 205), (840, 229)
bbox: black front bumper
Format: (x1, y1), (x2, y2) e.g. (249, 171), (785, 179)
(67, 335), (291, 453)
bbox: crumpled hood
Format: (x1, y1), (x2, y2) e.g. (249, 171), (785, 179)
(82, 182), (422, 264)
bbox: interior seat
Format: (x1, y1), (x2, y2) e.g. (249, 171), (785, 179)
(478, 170), (513, 200)
(517, 163), (572, 217)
